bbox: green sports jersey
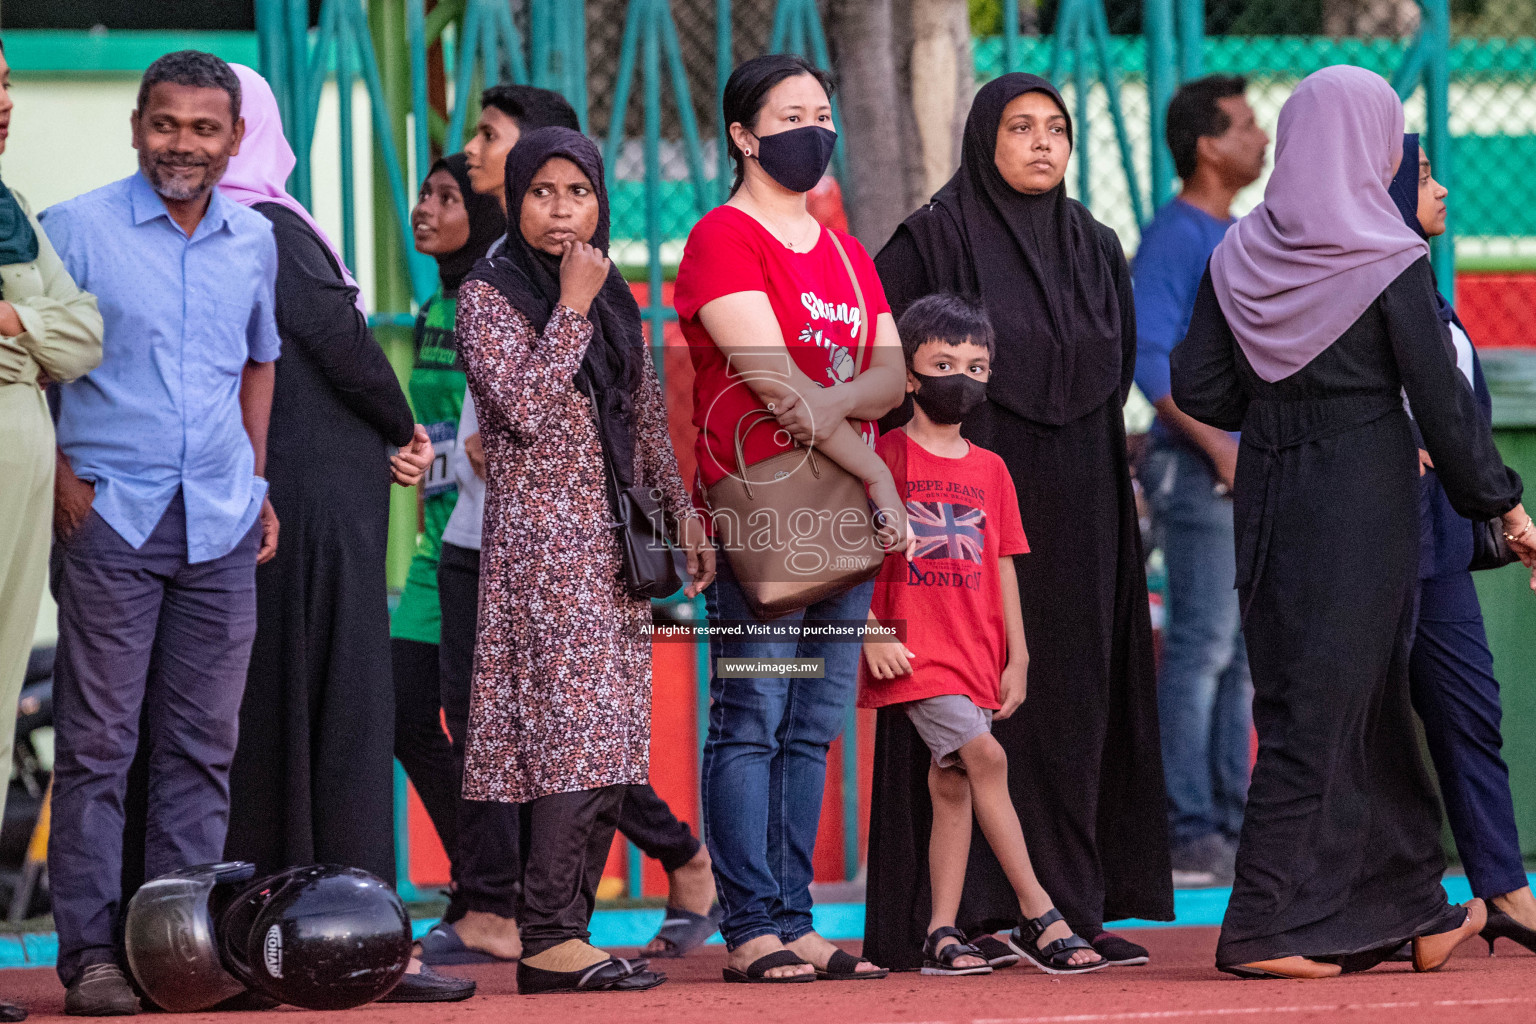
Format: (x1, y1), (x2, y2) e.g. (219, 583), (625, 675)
(390, 292), (465, 645)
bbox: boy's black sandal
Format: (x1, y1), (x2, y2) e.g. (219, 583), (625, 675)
(517, 956), (665, 994)
(816, 948), (889, 981)
(969, 934), (1021, 969)
(722, 949), (815, 984)
(922, 927), (993, 976)
(1007, 909), (1111, 975)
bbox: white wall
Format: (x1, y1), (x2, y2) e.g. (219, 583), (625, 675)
(6, 75), (380, 309)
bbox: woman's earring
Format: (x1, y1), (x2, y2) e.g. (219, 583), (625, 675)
(743, 149), (751, 156)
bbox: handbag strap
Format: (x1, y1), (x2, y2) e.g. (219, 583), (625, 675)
(580, 375), (629, 529)
(731, 410), (821, 500)
(719, 230), (865, 502)
(826, 230), (869, 373)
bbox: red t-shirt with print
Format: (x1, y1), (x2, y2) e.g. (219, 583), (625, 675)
(673, 204), (891, 499)
(857, 430), (1030, 711)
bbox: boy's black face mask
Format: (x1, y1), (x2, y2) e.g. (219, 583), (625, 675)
(911, 371), (989, 425)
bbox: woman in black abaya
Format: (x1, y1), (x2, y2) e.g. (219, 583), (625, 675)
(1171, 66), (1535, 979)
(866, 73), (1172, 971)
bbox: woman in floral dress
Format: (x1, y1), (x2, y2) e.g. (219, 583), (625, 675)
(456, 126), (714, 995)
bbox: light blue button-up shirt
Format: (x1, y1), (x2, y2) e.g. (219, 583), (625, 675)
(43, 172), (281, 564)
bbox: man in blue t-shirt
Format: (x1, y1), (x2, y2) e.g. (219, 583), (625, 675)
(1132, 76), (1268, 887)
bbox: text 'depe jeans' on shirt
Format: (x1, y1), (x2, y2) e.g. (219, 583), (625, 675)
(42, 172), (281, 564)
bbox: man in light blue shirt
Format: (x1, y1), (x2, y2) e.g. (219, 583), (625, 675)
(1132, 76), (1266, 889)
(40, 51), (280, 1016)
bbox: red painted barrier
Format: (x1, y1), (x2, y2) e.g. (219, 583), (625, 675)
(1455, 272), (1536, 348)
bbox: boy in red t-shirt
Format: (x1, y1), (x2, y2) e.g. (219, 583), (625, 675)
(859, 294), (1106, 976)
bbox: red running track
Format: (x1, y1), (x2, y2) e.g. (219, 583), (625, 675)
(2, 927), (1532, 1024)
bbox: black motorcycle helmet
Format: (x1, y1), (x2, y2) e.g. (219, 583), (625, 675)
(124, 862), (256, 1012)
(217, 865), (411, 1010)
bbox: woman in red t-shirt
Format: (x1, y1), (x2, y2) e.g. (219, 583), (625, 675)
(672, 54), (905, 984)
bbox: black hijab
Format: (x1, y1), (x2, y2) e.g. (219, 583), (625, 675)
(891, 73), (1124, 426)
(463, 126), (646, 483)
(429, 153), (505, 293)
(1387, 133), (1458, 328)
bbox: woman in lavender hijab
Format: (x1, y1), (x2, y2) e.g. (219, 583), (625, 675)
(1172, 65), (1536, 980)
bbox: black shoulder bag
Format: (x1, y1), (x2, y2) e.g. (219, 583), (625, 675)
(583, 377), (685, 600)
(1470, 518), (1520, 572)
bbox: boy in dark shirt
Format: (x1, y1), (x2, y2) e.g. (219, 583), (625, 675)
(860, 294), (1105, 976)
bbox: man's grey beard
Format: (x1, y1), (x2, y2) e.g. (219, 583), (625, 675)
(145, 159), (217, 202)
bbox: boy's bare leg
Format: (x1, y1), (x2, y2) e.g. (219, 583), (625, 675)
(926, 761), (987, 969)
(959, 733), (1099, 966)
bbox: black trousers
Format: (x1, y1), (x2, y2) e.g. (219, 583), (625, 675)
(617, 784), (700, 872)
(438, 543), (701, 918)
(439, 541), (523, 918)
(522, 786), (624, 955)
(393, 637), (459, 859)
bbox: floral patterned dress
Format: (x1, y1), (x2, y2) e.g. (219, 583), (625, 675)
(456, 281), (694, 803)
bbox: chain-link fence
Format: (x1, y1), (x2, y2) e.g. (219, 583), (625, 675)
(975, 0), (1536, 349)
(589, 0), (784, 266)
(583, 0), (1536, 350)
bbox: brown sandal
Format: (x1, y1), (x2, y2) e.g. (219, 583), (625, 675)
(1413, 899), (1487, 972)
(1226, 956), (1342, 979)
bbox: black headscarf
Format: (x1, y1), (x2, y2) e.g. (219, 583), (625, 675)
(462, 126), (646, 483)
(890, 73), (1124, 426)
(429, 153), (505, 293)
(1387, 133), (1457, 328)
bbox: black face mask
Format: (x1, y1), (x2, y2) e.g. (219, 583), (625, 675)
(751, 125), (837, 194)
(911, 371), (989, 425)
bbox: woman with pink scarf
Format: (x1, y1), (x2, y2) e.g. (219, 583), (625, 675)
(214, 65), (467, 1003)
(1172, 65), (1536, 980)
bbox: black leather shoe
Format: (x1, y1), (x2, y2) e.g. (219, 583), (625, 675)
(0, 998), (23, 1022)
(1483, 907), (1536, 956)
(65, 964), (139, 1016)
(377, 965), (476, 1003)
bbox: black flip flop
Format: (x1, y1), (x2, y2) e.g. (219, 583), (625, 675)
(642, 905), (723, 958)
(418, 922), (518, 965)
(722, 949), (815, 984)
(816, 948), (889, 981)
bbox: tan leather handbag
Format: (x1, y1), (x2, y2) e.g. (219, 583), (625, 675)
(703, 232), (895, 620)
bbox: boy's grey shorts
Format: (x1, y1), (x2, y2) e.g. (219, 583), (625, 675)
(903, 694), (993, 769)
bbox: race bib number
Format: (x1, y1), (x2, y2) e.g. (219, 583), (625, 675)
(423, 420), (458, 497)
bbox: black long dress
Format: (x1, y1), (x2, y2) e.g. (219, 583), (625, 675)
(1171, 257), (1522, 969)
(224, 204), (416, 884)
(865, 213), (1171, 969)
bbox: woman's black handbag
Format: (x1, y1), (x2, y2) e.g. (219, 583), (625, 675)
(1469, 517), (1520, 572)
(585, 378), (685, 600)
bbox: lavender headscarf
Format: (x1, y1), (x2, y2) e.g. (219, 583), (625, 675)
(1209, 65), (1428, 382)
(219, 64), (367, 313)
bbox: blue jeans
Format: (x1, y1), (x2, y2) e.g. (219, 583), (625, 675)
(701, 553), (873, 950)
(1143, 441), (1252, 847)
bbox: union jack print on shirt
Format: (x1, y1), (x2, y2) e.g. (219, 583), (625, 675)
(908, 500), (986, 564)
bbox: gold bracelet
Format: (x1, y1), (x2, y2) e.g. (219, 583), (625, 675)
(1504, 516), (1534, 545)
